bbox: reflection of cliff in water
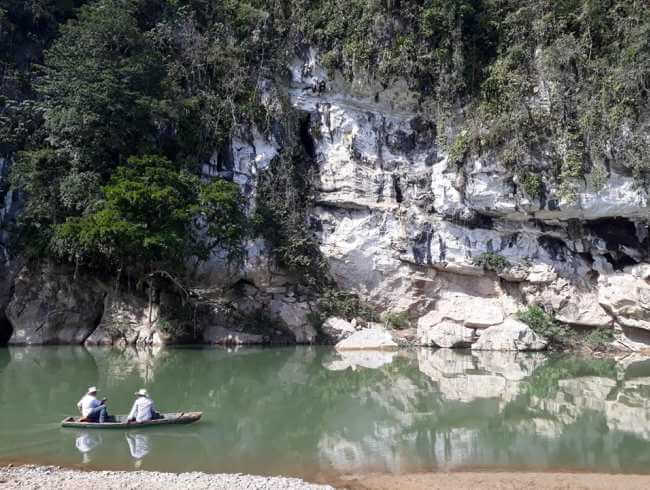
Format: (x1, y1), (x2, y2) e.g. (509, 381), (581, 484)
(0, 347), (97, 413)
(85, 345), (170, 386)
(320, 349), (650, 474)
(4, 346), (650, 475)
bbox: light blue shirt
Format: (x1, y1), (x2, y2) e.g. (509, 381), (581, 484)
(128, 397), (156, 422)
(77, 394), (101, 417)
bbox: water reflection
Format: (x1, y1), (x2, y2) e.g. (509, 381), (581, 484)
(125, 433), (150, 468)
(75, 432), (102, 464)
(417, 349), (546, 404)
(4, 346), (650, 476)
(323, 350), (397, 371)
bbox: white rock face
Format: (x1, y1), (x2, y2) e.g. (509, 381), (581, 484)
(523, 279), (613, 328)
(281, 54), (649, 343)
(85, 294), (167, 346)
(335, 328), (398, 350)
(471, 318), (548, 351)
(599, 265), (650, 331)
(417, 320), (475, 348)
(278, 53), (648, 336)
(430, 295), (505, 328)
(180, 52), (650, 349)
(321, 317), (356, 342)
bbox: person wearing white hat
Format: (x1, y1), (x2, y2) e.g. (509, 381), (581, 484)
(77, 386), (109, 423)
(127, 388), (158, 423)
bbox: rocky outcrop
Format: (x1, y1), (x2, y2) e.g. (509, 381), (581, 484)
(85, 294), (167, 346)
(269, 300), (318, 344)
(335, 327), (398, 350)
(0, 157), (21, 345)
(418, 320), (475, 348)
(599, 265), (650, 331)
(6, 264), (106, 344)
(320, 317), (357, 343)
(472, 318), (548, 351)
(278, 53), (650, 349)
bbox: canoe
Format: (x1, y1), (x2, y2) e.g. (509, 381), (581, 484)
(61, 411), (202, 429)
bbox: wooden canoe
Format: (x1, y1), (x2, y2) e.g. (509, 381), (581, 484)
(60, 411), (202, 429)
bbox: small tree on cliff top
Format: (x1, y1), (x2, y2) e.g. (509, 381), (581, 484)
(52, 154), (246, 288)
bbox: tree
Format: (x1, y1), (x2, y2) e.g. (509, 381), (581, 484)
(37, 0), (164, 170)
(52, 155), (246, 282)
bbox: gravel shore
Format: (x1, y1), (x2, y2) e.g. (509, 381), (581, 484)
(339, 471), (650, 489)
(0, 465), (334, 490)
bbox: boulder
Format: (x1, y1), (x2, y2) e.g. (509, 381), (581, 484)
(498, 264), (529, 282)
(269, 299), (317, 344)
(524, 279), (613, 328)
(418, 295), (505, 329)
(335, 327), (398, 350)
(417, 319), (475, 348)
(526, 264), (558, 284)
(599, 266), (650, 331)
(471, 318), (548, 351)
(321, 317), (356, 342)
(6, 264), (106, 345)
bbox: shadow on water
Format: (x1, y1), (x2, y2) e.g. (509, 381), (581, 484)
(4, 346), (650, 478)
(0, 348), (9, 372)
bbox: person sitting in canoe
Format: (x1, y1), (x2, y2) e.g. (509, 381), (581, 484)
(77, 386), (109, 423)
(127, 389), (158, 423)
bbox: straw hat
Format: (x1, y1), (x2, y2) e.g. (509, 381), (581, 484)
(134, 388), (149, 397)
(87, 386), (98, 394)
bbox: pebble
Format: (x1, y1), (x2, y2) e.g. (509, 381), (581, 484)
(0, 465), (333, 489)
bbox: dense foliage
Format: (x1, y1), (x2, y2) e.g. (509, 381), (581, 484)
(52, 155), (246, 275)
(2, 0), (649, 285)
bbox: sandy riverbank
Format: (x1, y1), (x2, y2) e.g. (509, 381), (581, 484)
(5, 466), (650, 489)
(336, 471), (650, 489)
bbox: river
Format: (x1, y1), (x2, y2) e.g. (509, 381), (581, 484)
(1, 346), (650, 479)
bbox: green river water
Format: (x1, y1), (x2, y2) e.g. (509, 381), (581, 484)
(1, 346), (650, 479)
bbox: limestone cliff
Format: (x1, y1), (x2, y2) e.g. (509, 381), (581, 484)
(1, 51), (648, 348)
(194, 52), (649, 350)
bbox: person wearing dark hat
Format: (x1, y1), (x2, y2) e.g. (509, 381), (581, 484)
(77, 386), (109, 423)
(127, 389), (157, 423)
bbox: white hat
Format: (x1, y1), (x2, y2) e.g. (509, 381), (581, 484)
(134, 388), (148, 397)
(87, 386), (98, 394)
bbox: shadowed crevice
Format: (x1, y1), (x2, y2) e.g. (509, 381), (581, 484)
(0, 310), (12, 345)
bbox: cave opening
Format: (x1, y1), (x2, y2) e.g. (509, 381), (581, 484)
(603, 252), (638, 272)
(586, 217), (639, 249)
(392, 175), (403, 203)
(298, 114), (316, 160)
(0, 311), (12, 345)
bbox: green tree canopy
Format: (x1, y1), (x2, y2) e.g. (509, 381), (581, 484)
(52, 155), (246, 278)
